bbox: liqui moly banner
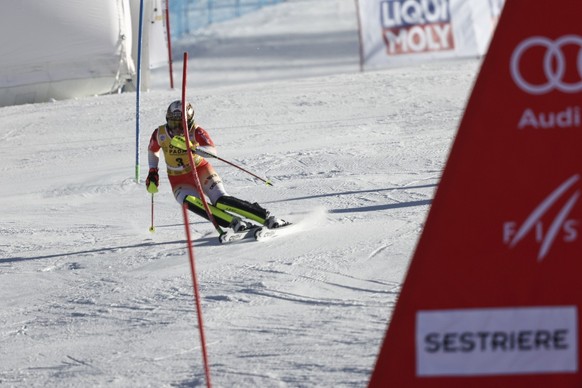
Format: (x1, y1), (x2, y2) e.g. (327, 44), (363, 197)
(356, 0), (504, 69)
(369, 0), (582, 386)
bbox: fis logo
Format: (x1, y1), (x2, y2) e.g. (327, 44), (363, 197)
(503, 175), (580, 261)
(380, 0), (454, 55)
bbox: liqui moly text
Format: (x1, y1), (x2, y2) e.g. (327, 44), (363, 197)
(381, 0), (454, 55)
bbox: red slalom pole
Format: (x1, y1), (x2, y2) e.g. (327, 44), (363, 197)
(182, 205), (212, 388)
(180, 51), (213, 388)
(181, 52), (223, 235)
(165, 0), (174, 89)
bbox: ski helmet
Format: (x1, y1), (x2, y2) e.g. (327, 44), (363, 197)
(166, 100), (194, 131)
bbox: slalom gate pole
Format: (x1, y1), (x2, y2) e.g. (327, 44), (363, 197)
(180, 51), (213, 388)
(164, 0), (174, 89)
(181, 205), (212, 388)
(135, 0), (145, 182)
(180, 52), (224, 235)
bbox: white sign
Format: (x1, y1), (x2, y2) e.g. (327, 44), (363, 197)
(357, 0), (502, 69)
(416, 307), (578, 376)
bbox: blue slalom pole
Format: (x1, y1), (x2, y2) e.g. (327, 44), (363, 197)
(135, 0), (145, 183)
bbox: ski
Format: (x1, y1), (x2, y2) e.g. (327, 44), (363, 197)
(219, 226), (262, 244)
(254, 223), (295, 242)
(218, 222), (296, 244)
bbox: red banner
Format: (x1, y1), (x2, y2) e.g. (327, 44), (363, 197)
(370, 0), (582, 386)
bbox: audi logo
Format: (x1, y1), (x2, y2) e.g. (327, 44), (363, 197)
(510, 35), (582, 95)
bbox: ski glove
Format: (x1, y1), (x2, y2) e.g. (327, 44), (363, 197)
(146, 167), (159, 188)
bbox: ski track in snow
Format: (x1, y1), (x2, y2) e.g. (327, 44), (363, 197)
(0, 0), (480, 386)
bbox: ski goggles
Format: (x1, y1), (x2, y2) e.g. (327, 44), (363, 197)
(167, 118), (182, 130)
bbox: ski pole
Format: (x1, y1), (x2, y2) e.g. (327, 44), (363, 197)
(171, 136), (273, 186)
(197, 148), (273, 186)
(147, 182), (158, 232)
(148, 192), (157, 233)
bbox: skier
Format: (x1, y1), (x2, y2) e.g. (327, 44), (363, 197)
(146, 100), (288, 236)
